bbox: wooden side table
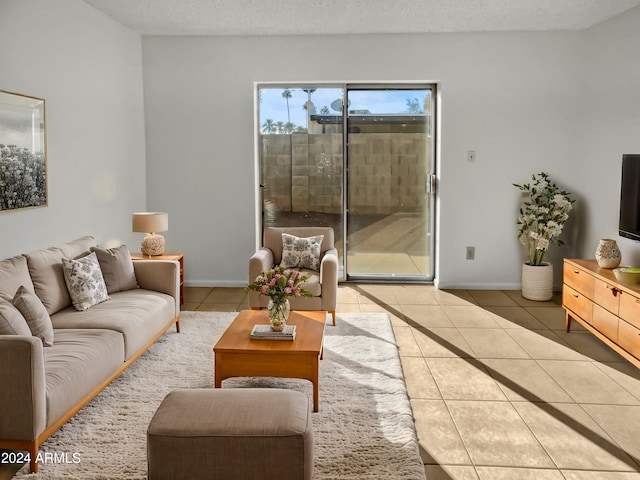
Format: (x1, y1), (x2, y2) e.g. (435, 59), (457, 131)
(131, 252), (184, 305)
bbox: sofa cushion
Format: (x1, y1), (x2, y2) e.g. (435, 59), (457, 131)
(62, 252), (110, 311)
(0, 297), (31, 336)
(292, 269), (322, 297)
(57, 236), (95, 259)
(25, 247), (70, 316)
(91, 245), (139, 294)
(25, 237), (95, 316)
(264, 227), (335, 265)
(44, 329), (124, 426)
(51, 289), (176, 360)
(13, 286), (54, 346)
(0, 255), (35, 298)
(281, 234), (324, 272)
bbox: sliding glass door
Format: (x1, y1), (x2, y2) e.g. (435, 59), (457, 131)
(345, 86), (434, 280)
(258, 86), (346, 276)
(257, 83), (435, 281)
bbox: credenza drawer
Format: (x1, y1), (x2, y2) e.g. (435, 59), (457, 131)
(563, 285), (593, 325)
(618, 320), (640, 359)
(563, 264), (595, 298)
(593, 279), (621, 315)
(620, 292), (640, 330)
(593, 304), (619, 343)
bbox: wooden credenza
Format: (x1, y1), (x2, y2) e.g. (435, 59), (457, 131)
(563, 258), (640, 368)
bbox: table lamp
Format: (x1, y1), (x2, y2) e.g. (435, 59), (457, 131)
(132, 212), (168, 256)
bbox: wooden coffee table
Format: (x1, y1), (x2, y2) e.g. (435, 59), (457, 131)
(213, 310), (326, 412)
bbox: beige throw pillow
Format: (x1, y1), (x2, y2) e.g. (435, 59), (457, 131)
(91, 245), (139, 294)
(281, 233), (324, 272)
(25, 247), (72, 315)
(0, 296), (32, 336)
(62, 252), (110, 311)
(13, 286), (54, 346)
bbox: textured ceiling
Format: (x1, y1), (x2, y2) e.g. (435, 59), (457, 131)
(82, 0), (640, 36)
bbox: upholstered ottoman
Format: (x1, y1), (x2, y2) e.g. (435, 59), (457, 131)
(147, 388), (313, 480)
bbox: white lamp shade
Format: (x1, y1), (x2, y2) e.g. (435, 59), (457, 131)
(132, 212), (168, 233)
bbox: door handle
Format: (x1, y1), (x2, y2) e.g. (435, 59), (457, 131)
(426, 174), (437, 194)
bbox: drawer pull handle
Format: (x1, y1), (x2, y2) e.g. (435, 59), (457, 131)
(574, 270), (580, 274)
(573, 294), (579, 298)
(605, 285), (622, 297)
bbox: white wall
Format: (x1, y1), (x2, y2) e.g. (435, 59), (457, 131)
(142, 28), (591, 287)
(0, 0), (147, 258)
(578, 7), (640, 267)
(3, 3), (635, 288)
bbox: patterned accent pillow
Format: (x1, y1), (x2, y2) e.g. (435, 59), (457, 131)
(62, 252), (110, 311)
(281, 233), (324, 272)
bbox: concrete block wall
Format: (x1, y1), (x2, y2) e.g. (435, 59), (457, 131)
(260, 132), (428, 215)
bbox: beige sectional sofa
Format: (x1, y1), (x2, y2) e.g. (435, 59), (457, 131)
(0, 236), (181, 473)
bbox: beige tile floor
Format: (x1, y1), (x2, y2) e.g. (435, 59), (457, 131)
(184, 284), (640, 479)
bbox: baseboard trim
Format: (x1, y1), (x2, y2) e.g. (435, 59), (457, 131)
(185, 280), (247, 288)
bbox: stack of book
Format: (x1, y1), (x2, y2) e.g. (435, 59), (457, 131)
(250, 324), (296, 341)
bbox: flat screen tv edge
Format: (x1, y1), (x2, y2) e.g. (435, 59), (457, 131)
(619, 153), (640, 241)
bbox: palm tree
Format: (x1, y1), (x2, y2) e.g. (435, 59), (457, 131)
(282, 89), (292, 124)
(262, 118), (276, 133)
(406, 98), (425, 114)
(284, 122), (295, 134)
(301, 89), (316, 130)
(320, 106), (330, 114)
(275, 121), (285, 134)
(302, 88), (316, 102)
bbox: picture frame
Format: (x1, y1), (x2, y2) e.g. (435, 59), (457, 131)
(0, 90), (48, 212)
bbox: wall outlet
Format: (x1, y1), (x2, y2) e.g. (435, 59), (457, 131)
(467, 150), (476, 162)
(466, 246), (475, 260)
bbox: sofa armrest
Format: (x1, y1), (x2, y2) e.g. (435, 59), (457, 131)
(320, 248), (338, 285)
(0, 336), (47, 441)
(133, 260), (180, 317)
(248, 248), (275, 308)
(320, 249), (338, 314)
(249, 248), (275, 281)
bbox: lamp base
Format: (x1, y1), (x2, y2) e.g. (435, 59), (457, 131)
(141, 234), (165, 256)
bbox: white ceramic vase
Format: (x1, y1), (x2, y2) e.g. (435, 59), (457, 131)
(522, 262), (553, 301)
(595, 239), (621, 268)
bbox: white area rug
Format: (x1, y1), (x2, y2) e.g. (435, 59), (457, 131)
(16, 312), (425, 479)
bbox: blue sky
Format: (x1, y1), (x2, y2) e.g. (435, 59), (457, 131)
(259, 87), (430, 129)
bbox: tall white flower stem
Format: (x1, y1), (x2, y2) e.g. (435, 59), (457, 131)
(514, 172), (575, 266)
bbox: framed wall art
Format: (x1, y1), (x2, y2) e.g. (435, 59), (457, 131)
(0, 90), (47, 212)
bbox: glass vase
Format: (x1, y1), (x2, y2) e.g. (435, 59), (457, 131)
(267, 298), (290, 331)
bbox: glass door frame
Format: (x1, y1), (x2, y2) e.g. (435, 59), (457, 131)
(255, 81), (437, 283)
(342, 83), (437, 282)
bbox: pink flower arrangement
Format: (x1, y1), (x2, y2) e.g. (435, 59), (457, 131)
(247, 265), (312, 304)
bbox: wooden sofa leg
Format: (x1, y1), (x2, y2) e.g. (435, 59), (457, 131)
(30, 442), (39, 473)
(330, 310), (336, 326)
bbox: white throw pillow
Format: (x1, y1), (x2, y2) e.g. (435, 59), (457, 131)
(281, 233), (324, 272)
(62, 252), (110, 311)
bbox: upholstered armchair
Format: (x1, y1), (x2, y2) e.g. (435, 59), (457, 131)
(249, 227), (338, 325)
